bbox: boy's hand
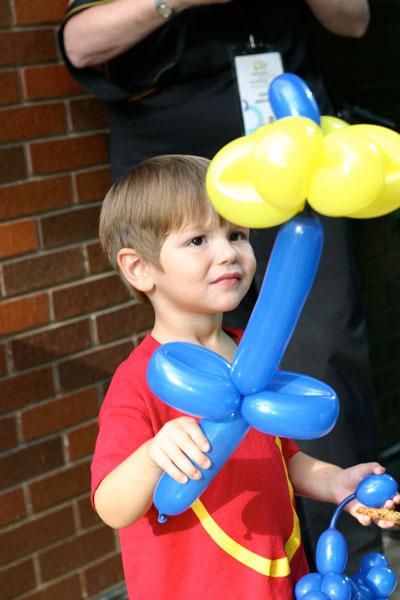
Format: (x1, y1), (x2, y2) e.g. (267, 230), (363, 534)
(334, 462), (400, 528)
(146, 417), (211, 484)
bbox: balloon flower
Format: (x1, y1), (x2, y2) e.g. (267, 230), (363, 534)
(295, 472), (398, 600)
(206, 73), (400, 226)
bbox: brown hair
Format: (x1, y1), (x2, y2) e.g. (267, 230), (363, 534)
(99, 154), (218, 301)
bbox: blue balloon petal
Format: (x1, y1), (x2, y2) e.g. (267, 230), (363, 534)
(147, 342), (241, 419)
(231, 214), (323, 396)
(269, 73), (321, 124)
(241, 371), (338, 439)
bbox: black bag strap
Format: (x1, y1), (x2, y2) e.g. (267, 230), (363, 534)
(58, 0), (133, 102)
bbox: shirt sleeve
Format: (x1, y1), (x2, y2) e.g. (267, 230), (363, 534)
(90, 365), (154, 505)
(280, 437), (300, 464)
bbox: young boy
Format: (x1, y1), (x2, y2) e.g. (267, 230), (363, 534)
(92, 155), (398, 600)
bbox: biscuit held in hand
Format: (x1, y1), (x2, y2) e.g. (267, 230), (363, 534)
(357, 506), (400, 525)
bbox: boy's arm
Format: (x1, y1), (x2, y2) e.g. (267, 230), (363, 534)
(288, 451), (400, 528)
(94, 416), (210, 529)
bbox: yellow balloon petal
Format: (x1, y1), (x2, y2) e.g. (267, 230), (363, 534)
(251, 117), (322, 210)
(350, 125), (400, 218)
(320, 115), (349, 135)
(206, 135), (297, 228)
(308, 127), (385, 217)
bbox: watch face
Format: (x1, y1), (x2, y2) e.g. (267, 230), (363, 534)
(159, 2), (173, 18)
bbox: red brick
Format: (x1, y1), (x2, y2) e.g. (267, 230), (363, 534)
(66, 420), (98, 461)
(0, 415), (17, 451)
(0, 506), (74, 566)
(70, 97), (109, 131)
(0, 219), (38, 259)
(53, 274), (130, 320)
(0, 145), (26, 184)
(0, 489), (26, 527)
(0, 437), (64, 489)
(0, 176), (72, 221)
(0, 367), (54, 413)
(58, 341), (133, 391)
(29, 460), (91, 511)
(77, 494), (101, 530)
(18, 575), (82, 600)
(3, 248), (85, 296)
(97, 302), (154, 343)
(30, 133), (108, 174)
(23, 64), (83, 100)
(12, 319), (92, 370)
(76, 167), (110, 203)
(87, 241), (111, 274)
(84, 553), (124, 597)
(0, 30), (57, 67)
(14, 0), (67, 24)
(0, 367), (54, 414)
(0, 1), (10, 28)
(0, 71), (20, 105)
(0, 344), (7, 376)
(39, 525), (116, 581)
(0, 294), (48, 336)
(41, 204), (100, 248)
(21, 387), (98, 441)
(0, 558), (36, 600)
(0, 103), (66, 143)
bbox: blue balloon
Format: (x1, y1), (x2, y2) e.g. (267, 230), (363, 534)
(147, 342), (241, 420)
(355, 473), (398, 508)
(241, 370), (338, 439)
(321, 573), (351, 600)
(231, 214), (323, 396)
(295, 573), (323, 598)
(360, 553), (389, 573)
(365, 567), (397, 597)
(316, 528), (348, 575)
(153, 413), (249, 517)
(269, 73), (321, 124)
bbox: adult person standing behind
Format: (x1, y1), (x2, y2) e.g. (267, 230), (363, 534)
(61, 0), (381, 570)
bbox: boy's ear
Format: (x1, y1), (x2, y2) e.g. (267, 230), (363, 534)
(117, 248), (155, 294)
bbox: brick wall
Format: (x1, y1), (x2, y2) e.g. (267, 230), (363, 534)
(0, 1), (399, 599)
(0, 1), (153, 598)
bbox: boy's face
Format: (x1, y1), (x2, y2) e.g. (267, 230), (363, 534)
(148, 217), (256, 316)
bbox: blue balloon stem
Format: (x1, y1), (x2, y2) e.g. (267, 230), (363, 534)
(329, 494), (356, 529)
(157, 513), (168, 524)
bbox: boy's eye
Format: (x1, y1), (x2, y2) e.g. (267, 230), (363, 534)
(229, 230), (247, 242)
(189, 236), (205, 246)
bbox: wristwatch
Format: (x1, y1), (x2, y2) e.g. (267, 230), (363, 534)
(154, 0), (175, 19)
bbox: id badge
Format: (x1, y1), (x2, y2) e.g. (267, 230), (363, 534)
(231, 40), (284, 135)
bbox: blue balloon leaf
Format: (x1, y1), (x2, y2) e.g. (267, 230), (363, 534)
(148, 342), (241, 419)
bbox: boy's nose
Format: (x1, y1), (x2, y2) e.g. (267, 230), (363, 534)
(216, 238), (237, 263)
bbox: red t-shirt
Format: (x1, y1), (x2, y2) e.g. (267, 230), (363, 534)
(91, 331), (309, 599)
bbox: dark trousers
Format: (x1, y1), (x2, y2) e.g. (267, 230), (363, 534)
(224, 216), (382, 571)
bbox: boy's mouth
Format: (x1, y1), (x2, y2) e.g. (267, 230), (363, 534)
(211, 272), (241, 284)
